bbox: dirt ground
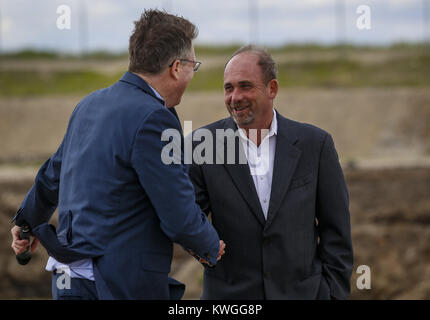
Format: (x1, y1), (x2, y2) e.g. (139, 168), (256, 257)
(1, 88), (429, 164)
(1, 166), (429, 299)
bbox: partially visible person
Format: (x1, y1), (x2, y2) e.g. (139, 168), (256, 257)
(11, 9), (225, 300)
(189, 45), (353, 299)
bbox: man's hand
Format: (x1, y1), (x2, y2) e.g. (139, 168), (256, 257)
(10, 225), (39, 255)
(198, 240), (226, 264)
(217, 240), (226, 261)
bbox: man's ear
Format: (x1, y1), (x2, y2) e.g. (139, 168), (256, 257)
(267, 79), (278, 99)
(169, 60), (181, 80)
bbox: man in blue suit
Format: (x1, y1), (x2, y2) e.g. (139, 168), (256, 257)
(10, 9), (224, 300)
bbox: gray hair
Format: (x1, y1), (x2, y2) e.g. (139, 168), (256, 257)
(226, 45), (277, 84)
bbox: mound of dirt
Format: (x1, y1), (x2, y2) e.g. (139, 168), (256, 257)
(348, 167), (430, 299)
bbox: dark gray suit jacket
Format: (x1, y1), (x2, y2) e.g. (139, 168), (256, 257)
(188, 111), (353, 299)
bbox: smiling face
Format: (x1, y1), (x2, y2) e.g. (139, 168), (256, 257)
(223, 52), (278, 130)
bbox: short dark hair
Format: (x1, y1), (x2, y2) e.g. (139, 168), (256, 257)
(227, 45), (277, 84)
(128, 9), (198, 75)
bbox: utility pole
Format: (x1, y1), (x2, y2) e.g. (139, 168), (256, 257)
(249, 0), (258, 45)
(424, 0), (430, 45)
(335, 0), (347, 58)
(79, 0), (88, 57)
(163, 0), (172, 12)
(335, 0), (347, 45)
(0, 1), (3, 55)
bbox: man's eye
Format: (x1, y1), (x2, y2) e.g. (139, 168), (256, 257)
(224, 86), (233, 92)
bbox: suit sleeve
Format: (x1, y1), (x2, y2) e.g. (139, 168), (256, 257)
(13, 141), (64, 228)
(316, 133), (353, 300)
(187, 137), (211, 216)
(131, 108), (220, 266)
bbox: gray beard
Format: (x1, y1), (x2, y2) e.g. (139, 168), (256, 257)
(231, 109), (254, 127)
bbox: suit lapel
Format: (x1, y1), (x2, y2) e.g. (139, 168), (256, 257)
(265, 112), (302, 229)
(221, 118), (267, 227)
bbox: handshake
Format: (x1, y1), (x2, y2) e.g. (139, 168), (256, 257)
(187, 240), (226, 267)
(12, 223), (226, 268)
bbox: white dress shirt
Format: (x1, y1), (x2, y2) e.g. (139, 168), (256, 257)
(46, 256), (94, 280)
(238, 109), (278, 219)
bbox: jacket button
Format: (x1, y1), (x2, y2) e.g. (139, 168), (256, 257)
(263, 238), (270, 246)
(264, 272), (271, 279)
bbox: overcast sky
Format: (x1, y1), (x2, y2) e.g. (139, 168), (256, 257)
(0, 0), (427, 53)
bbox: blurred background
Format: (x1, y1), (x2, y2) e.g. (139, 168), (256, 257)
(0, 0), (429, 299)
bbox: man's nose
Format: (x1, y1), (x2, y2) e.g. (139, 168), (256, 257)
(231, 89), (243, 105)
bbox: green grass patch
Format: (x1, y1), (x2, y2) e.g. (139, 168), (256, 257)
(187, 68), (224, 91)
(0, 71), (123, 96)
(1, 46), (429, 96)
(195, 44), (242, 56)
(3, 43), (428, 59)
(0, 49), (127, 60)
(277, 54), (430, 87)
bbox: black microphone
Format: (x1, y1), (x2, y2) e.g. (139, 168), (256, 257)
(16, 224), (32, 265)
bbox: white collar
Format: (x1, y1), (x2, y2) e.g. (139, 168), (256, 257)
(148, 84), (165, 105)
(269, 108), (278, 137)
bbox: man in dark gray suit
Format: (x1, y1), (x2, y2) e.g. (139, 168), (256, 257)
(188, 45), (353, 299)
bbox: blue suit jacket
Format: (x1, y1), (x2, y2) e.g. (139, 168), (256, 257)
(14, 72), (220, 299)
